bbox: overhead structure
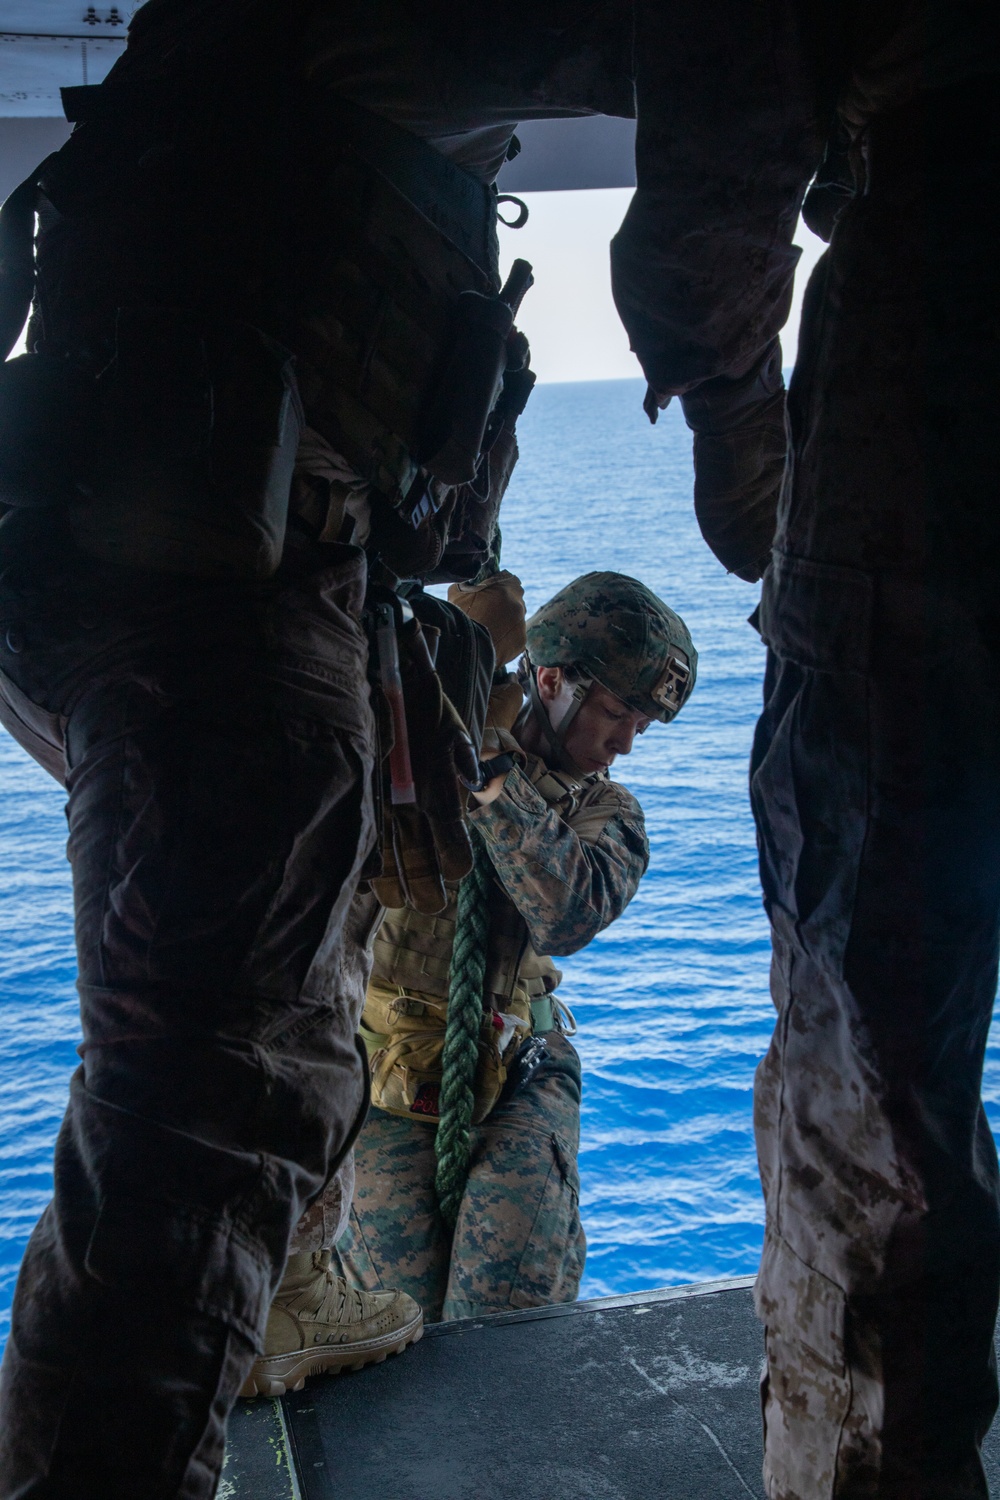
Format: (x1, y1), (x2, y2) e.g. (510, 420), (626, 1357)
(1, 0), (129, 116)
(0, 2), (636, 204)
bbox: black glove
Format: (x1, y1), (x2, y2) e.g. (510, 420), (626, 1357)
(680, 339), (786, 584)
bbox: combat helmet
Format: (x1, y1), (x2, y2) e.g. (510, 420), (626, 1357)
(523, 572), (697, 770)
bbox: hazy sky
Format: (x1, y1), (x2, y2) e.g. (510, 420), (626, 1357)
(499, 187), (826, 385)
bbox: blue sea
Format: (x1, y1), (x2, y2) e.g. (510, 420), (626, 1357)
(3, 379), (1000, 1341)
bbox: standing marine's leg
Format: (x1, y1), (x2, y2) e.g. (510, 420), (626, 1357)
(242, 891), (423, 1399)
(285, 892), (387, 1260)
(0, 528), (376, 1498)
(751, 82), (1000, 1499)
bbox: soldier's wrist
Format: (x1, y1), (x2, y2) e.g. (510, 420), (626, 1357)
(469, 773), (507, 807)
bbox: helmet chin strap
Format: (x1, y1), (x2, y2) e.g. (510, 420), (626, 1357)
(527, 668), (592, 778)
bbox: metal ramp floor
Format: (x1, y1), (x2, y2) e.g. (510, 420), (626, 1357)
(220, 1276), (1000, 1499)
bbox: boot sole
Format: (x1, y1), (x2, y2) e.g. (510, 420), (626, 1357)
(240, 1310), (424, 1399)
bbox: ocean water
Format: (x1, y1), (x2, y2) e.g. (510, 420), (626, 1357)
(3, 379), (999, 1339)
(496, 381), (773, 1297)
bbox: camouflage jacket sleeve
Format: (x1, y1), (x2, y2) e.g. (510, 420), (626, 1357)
(610, 0), (823, 394)
(467, 765), (649, 957)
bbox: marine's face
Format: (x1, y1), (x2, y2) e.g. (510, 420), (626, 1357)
(537, 667), (651, 774)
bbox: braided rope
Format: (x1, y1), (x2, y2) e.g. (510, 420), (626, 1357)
(435, 824), (492, 1226)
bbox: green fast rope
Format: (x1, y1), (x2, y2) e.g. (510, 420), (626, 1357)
(435, 824), (492, 1226)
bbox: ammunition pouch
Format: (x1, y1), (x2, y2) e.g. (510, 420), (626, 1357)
(0, 311), (303, 578)
(74, 311), (303, 578)
(361, 980), (532, 1125)
(417, 291), (514, 486)
(429, 363), (536, 583)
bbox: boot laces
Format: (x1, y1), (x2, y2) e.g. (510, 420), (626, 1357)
(283, 1254), (389, 1327)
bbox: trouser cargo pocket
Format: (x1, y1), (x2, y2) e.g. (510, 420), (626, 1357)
(756, 1234), (851, 1500)
(752, 552), (873, 978)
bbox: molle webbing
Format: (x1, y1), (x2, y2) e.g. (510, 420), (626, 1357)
(371, 894), (559, 1006)
(372, 907), (457, 997)
(309, 94), (499, 285)
(44, 78), (504, 546)
(287, 132), (499, 531)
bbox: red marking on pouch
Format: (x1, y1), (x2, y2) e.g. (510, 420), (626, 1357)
(410, 1082), (440, 1117)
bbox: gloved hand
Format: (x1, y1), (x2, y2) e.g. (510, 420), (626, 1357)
(371, 615), (479, 915)
(484, 674), (524, 735)
(465, 723), (525, 807)
(447, 569), (527, 667)
(679, 339), (787, 584)
(479, 721), (523, 760)
(449, 570), (527, 735)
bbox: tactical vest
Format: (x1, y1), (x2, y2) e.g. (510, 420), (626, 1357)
(363, 757), (608, 1125)
(0, 0), (532, 582)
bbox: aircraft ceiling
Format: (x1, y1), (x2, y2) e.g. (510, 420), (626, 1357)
(0, 3), (636, 197)
(1, 0), (134, 116)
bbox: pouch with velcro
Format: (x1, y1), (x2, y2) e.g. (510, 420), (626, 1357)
(69, 309), (303, 578)
(361, 988), (450, 1121)
(362, 981), (531, 1125)
(0, 351), (99, 509)
(429, 364), (536, 583)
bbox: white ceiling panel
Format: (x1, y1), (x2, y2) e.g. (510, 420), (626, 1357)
(1, 1), (135, 38)
(0, 1), (136, 116)
(0, 35), (124, 114)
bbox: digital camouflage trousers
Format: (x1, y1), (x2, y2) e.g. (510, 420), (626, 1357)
(751, 81), (1000, 1500)
(333, 1029), (586, 1322)
(0, 521), (376, 1500)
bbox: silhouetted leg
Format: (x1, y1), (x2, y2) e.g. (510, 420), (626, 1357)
(0, 547), (375, 1498)
(752, 82), (1000, 1499)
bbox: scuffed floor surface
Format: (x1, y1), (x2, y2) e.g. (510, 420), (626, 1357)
(226, 1279), (762, 1499)
(223, 1278), (1000, 1499)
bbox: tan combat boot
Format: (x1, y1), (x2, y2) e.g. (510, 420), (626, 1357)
(240, 1251), (423, 1398)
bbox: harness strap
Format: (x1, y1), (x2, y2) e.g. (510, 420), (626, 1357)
(0, 168), (46, 361)
(526, 667), (591, 781)
(530, 997), (556, 1034)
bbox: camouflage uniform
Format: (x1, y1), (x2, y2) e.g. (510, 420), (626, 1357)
(334, 749), (649, 1320)
(283, 890), (384, 1257)
(751, 71), (1000, 1500)
(4, 0), (997, 1493)
(335, 1030), (585, 1322)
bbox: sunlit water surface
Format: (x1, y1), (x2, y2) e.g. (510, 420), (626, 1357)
(4, 380), (1000, 1341)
